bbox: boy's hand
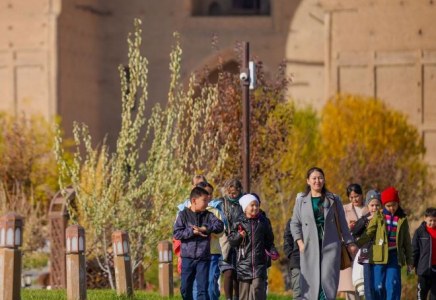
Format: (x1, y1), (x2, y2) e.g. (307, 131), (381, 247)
(191, 225), (208, 236)
(193, 228), (208, 237)
(197, 226), (207, 233)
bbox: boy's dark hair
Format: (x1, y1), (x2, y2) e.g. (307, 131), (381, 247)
(190, 186), (209, 200)
(196, 181), (214, 192)
(425, 207), (436, 218)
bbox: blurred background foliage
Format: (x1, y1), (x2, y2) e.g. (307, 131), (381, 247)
(0, 24), (431, 298)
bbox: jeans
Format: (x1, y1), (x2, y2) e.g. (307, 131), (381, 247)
(181, 258), (210, 300)
(363, 263), (375, 300)
(372, 251), (401, 300)
(192, 255), (221, 300)
(208, 254), (221, 300)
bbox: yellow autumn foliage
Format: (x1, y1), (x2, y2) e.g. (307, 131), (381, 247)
(319, 94), (431, 220)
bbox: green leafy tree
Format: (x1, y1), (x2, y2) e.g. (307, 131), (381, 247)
(54, 20), (228, 289)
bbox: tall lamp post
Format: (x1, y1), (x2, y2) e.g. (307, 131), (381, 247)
(240, 42), (256, 193)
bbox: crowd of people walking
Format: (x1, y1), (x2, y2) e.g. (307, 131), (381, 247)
(173, 168), (436, 300)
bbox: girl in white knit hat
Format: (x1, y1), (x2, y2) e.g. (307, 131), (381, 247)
(227, 194), (279, 300)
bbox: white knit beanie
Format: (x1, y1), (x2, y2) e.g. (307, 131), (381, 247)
(239, 194), (259, 212)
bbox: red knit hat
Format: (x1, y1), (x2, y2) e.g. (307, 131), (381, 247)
(381, 187), (400, 206)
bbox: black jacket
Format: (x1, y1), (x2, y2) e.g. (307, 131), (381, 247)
(283, 218), (300, 269)
(221, 196), (244, 235)
(412, 221), (434, 276)
(173, 208), (224, 260)
(351, 212), (373, 264)
(228, 213), (278, 280)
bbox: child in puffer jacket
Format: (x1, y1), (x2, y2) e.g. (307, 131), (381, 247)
(228, 194), (279, 300)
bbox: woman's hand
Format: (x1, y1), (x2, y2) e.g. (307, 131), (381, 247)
(347, 243), (358, 256)
(297, 239), (305, 253)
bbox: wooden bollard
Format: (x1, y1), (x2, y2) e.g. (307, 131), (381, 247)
(158, 241), (173, 297)
(66, 225), (86, 300)
(0, 213), (23, 300)
(112, 230), (133, 297)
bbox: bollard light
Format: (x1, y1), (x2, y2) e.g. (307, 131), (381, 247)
(158, 241), (172, 263)
(65, 225), (85, 254)
(158, 241), (173, 297)
(112, 230), (129, 256)
(0, 212), (24, 249)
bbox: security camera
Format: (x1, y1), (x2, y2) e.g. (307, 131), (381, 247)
(240, 72), (248, 81)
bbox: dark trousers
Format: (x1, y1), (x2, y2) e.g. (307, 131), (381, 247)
(418, 268), (436, 300)
(363, 263), (375, 300)
(181, 258), (210, 300)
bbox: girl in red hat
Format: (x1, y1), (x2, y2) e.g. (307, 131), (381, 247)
(354, 187), (413, 300)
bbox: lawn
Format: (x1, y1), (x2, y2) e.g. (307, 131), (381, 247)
(22, 290), (292, 300)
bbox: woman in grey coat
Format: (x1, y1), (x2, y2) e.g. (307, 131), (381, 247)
(291, 167), (357, 300)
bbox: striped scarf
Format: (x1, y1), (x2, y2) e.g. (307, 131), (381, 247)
(383, 209), (399, 250)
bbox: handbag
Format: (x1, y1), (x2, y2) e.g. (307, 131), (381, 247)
(333, 199), (353, 270)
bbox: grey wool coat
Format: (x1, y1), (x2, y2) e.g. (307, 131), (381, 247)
(291, 192), (354, 300)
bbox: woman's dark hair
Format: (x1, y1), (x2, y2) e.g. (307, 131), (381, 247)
(346, 183), (363, 197)
(303, 167), (328, 215)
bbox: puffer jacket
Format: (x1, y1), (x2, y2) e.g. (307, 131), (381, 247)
(412, 221), (434, 276)
(228, 213), (278, 280)
(173, 207), (224, 260)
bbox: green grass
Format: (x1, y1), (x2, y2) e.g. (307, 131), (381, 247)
(22, 290), (292, 300)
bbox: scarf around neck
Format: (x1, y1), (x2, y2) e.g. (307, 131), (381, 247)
(383, 208), (399, 250)
(226, 194), (243, 204)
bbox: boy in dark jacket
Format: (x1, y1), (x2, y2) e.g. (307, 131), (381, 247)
(228, 194), (278, 300)
(412, 207), (436, 300)
(173, 187), (224, 300)
(283, 218), (301, 300)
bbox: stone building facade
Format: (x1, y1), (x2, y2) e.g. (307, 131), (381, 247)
(1, 0), (436, 165)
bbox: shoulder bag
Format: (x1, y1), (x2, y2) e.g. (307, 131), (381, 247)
(333, 198), (353, 270)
